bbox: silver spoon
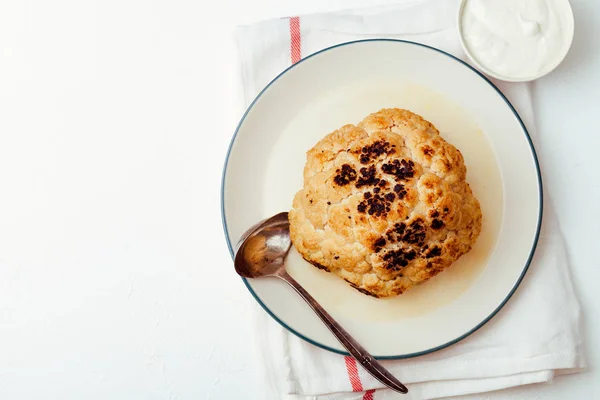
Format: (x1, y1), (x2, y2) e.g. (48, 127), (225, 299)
(234, 212), (408, 394)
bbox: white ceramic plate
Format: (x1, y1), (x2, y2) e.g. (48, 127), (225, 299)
(222, 40), (542, 358)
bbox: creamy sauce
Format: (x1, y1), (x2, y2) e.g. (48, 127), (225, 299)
(460, 0), (573, 79)
(263, 80), (503, 322)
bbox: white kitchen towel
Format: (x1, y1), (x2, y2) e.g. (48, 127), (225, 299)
(235, 1), (585, 399)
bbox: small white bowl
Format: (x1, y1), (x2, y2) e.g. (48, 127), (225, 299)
(457, 0), (575, 82)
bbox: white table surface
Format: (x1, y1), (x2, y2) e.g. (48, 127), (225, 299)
(0, 0), (598, 399)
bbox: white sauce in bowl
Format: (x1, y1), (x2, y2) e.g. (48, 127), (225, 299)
(459, 0), (574, 81)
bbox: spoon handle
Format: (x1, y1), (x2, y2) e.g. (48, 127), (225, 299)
(276, 270), (408, 394)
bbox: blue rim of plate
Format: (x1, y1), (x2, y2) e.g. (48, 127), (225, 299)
(220, 39), (543, 359)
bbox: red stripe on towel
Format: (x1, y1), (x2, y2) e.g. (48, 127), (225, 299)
(289, 16), (301, 64)
(345, 356), (376, 398)
(344, 356), (363, 392)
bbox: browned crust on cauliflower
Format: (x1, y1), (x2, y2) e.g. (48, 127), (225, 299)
(289, 108), (482, 297)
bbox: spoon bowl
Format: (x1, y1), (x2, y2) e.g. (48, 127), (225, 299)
(235, 212), (291, 278)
